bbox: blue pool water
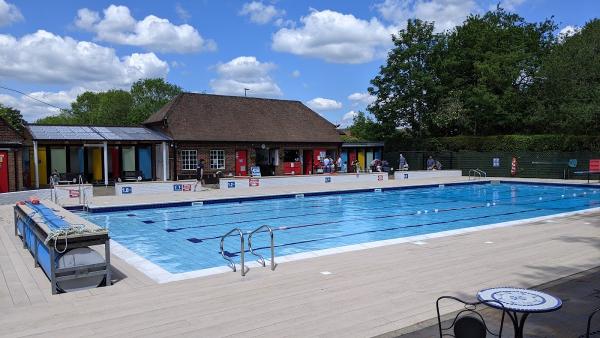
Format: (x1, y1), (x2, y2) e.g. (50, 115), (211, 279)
(80, 183), (600, 274)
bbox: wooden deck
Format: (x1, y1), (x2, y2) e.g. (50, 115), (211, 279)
(0, 178), (599, 337)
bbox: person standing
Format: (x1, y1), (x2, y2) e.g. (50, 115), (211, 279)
(194, 158), (205, 191)
(323, 156), (331, 173)
(398, 154), (409, 170)
(336, 156), (342, 172)
(426, 156), (435, 170)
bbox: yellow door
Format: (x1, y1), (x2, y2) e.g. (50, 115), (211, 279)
(92, 148), (103, 181)
(38, 147), (47, 186)
(357, 150), (365, 171)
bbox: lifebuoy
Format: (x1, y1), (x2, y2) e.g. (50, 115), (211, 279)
(511, 157), (518, 176)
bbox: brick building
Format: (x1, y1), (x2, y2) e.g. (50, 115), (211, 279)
(0, 116), (24, 192)
(144, 93), (343, 179)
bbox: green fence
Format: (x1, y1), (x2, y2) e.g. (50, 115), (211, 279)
(384, 150), (600, 180)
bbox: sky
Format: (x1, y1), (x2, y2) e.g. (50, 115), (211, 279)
(0, 0), (597, 126)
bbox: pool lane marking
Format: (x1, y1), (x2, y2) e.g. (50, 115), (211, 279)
(135, 183), (529, 221)
(185, 194), (593, 245)
(216, 207), (547, 256)
(165, 189), (577, 232)
(166, 194), (592, 232)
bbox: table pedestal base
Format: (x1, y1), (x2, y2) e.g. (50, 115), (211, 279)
(507, 311), (529, 338)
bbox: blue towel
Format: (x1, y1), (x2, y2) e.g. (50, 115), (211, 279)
(27, 202), (70, 230)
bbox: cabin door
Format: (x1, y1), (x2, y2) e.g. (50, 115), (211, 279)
(236, 150), (247, 176)
(0, 151), (8, 192)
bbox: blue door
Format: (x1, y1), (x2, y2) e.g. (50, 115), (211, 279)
(138, 146), (152, 180)
(341, 151), (348, 172)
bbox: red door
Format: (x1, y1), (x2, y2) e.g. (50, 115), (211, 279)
(348, 150), (357, 173)
(0, 151), (8, 193)
(236, 150), (248, 176)
(303, 150), (313, 175)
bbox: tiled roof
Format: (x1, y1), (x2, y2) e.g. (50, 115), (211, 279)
(144, 93), (342, 143)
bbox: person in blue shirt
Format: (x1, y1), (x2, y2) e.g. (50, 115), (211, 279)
(426, 156), (435, 170)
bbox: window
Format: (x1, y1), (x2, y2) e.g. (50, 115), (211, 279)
(180, 150), (197, 170)
(210, 150), (225, 169)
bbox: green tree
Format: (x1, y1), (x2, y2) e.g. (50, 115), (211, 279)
(533, 19), (600, 134)
(36, 78), (181, 126)
(368, 19), (441, 137)
(437, 8), (555, 135)
(129, 78), (182, 124)
(0, 104), (25, 131)
(345, 111), (385, 141)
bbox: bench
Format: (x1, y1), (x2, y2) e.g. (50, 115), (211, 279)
(122, 170), (143, 182)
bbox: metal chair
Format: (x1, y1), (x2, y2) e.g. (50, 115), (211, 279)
(584, 307), (600, 338)
(436, 296), (505, 338)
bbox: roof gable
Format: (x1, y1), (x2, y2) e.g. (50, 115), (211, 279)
(144, 93), (342, 143)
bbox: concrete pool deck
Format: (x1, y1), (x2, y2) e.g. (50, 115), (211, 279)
(0, 177), (599, 337)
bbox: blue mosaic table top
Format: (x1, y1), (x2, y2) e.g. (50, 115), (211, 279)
(477, 287), (562, 313)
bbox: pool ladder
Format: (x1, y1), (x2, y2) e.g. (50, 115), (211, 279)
(468, 168), (487, 180)
(219, 225), (276, 276)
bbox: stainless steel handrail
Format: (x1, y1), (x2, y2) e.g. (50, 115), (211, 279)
(248, 225), (276, 271)
(220, 228), (248, 276)
(468, 169), (486, 180)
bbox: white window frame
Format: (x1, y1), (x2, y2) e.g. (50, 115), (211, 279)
(210, 150), (225, 169)
(180, 149), (197, 171)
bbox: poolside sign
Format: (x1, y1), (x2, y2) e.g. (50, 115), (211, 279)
(182, 184), (191, 191)
(249, 178), (260, 187)
(68, 189), (80, 198)
(173, 184), (182, 192)
(377, 175), (383, 181)
(227, 181), (236, 188)
(250, 166), (261, 177)
(403, 173), (409, 179)
(121, 186), (132, 194)
(324, 176), (331, 183)
(493, 158), (500, 167)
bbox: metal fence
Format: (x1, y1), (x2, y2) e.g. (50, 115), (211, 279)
(383, 150), (600, 180)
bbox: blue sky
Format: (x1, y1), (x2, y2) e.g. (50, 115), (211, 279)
(0, 0), (597, 124)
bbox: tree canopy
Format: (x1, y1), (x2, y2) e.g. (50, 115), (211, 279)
(36, 78), (182, 126)
(361, 8), (599, 140)
(0, 103), (24, 131)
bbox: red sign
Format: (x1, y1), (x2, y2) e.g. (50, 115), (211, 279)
(69, 190), (80, 198)
(377, 175), (383, 181)
(590, 159), (600, 172)
(249, 178), (260, 187)
(182, 184), (192, 191)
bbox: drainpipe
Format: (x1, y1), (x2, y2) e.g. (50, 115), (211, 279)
(103, 141), (108, 186)
(161, 141), (168, 181)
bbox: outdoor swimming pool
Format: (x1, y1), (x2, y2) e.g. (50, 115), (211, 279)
(81, 182), (600, 276)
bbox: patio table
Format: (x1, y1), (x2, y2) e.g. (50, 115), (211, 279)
(477, 287), (562, 338)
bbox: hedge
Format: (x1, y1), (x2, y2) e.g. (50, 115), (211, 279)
(383, 135), (600, 152)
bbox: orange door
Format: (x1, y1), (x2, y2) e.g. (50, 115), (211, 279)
(0, 151), (8, 193)
(236, 150), (247, 176)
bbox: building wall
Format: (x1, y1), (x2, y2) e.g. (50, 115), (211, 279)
(173, 142), (340, 178)
(0, 118), (24, 192)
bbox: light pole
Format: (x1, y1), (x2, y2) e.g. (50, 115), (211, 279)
(244, 88), (250, 97)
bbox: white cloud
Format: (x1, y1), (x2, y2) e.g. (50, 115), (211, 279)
(0, 30), (169, 90)
(175, 3), (191, 22)
(75, 5), (216, 53)
(306, 97), (343, 111)
(210, 56), (282, 97)
(375, 0), (478, 32)
(0, 0), (22, 27)
(272, 9), (396, 64)
(291, 70), (301, 78)
(239, 1), (285, 25)
(348, 92), (376, 106)
(559, 25), (580, 40)
(0, 87), (85, 121)
(339, 110), (358, 127)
